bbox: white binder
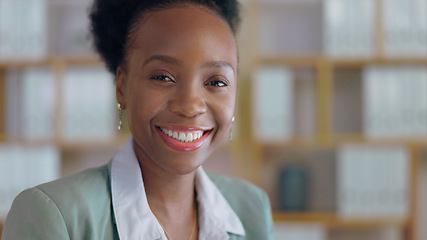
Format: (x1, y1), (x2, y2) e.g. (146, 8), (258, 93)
(337, 145), (410, 219)
(0, 0), (47, 60)
(324, 0), (375, 58)
(363, 65), (427, 138)
(253, 66), (294, 143)
(383, 0), (427, 57)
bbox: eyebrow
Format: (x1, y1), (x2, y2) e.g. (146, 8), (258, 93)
(201, 61), (235, 73)
(142, 55), (183, 67)
(142, 55), (235, 73)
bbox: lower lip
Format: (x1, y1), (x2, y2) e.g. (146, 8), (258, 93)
(156, 128), (211, 152)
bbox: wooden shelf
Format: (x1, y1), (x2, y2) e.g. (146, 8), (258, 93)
(257, 57), (427, 68)
(256, 57), (319, 67)
(0, 55), (103, 69)
(331, 58), (427, 68)
(0, 133), (131, 151)
(273, 211), (407, 229)
(257, 134), (427, 151)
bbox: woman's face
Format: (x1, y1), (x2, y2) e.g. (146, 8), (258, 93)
(116, 6), (238, 175)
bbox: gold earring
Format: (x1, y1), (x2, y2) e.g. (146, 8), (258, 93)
(117, 103), (123, 131)
(229, 116), (235, 142)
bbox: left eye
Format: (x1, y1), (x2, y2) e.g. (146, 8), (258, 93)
(208, 80), (227, 87)
(151, 75), (172, 82)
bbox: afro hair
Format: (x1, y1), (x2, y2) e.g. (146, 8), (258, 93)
(89, 0), (241, 75)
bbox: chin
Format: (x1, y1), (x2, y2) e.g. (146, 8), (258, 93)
(165, 162), (202, 176)
(154, 152), (204, 175)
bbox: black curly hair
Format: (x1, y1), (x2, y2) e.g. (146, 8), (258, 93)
(89, 0), (241, 75)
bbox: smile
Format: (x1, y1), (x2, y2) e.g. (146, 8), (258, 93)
(159, 127), (204, 143)
(156, 126), (212, 152)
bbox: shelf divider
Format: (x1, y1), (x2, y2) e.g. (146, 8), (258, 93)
(316, 59), (333, 142)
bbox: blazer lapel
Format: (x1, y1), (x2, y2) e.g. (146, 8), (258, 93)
(228, 233), (245, 240)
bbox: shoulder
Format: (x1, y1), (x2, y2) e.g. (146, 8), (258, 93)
(34, 163), (112, 225)
(3, 163), (116, 240)
(207, 173), (274, 240)
(36, 163), (110, 204)
(2, 187), (70, 239)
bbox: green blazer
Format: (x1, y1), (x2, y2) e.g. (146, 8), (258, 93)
(2, 162), (273, 240)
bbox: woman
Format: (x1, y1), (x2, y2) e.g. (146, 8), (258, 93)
(2, 0), (273, 239)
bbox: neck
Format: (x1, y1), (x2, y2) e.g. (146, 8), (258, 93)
(133, 141), (197, 218)
(143, 167), (196, 218)
(133, 140), (200, 240)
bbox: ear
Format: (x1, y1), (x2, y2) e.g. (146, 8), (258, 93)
(116, 67), (127, 109)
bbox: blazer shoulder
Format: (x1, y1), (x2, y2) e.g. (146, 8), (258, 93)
(3, 187), (70, 239)
(207, 173), (266, 201)
(34, 163), (112, 216)
(30, 163), (115, 239)
(36, 163), (110, 198)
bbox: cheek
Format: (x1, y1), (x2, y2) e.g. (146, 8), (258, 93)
(211, 90), (236, 131)
(125, 84), (167, 132)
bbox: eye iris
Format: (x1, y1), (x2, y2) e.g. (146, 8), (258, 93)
(154, 75), (170, 81)
(211, 80), (225, 87)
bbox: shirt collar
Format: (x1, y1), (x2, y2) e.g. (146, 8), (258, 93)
(195, 168), (246, 238)
(110, 137), (245, 240)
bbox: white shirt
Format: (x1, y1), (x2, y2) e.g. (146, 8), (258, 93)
(110, 138), (246, 240)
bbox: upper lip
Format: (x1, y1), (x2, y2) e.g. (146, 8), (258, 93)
(155, 125), (213, 131)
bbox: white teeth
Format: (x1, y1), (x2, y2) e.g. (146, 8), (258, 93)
(178, 132), (186, 141)
(186, 133), (193, 142)
(159, 127), (205, 143)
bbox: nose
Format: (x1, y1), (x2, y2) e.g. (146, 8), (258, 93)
(168, 86), (207, 118)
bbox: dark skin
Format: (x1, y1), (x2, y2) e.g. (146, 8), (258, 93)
(116, 5), (238, 240)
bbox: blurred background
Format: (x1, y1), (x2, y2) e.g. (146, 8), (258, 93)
(0, 0), (427, 239)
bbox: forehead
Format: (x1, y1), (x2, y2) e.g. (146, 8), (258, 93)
(127, 6), (237, 66)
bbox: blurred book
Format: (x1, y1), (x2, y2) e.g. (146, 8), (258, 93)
(253, 66), (294, 143)
(0, 145), (60, 220)
(0, 0), (47, 60)
(5, 67), (55, 139)
(363, 65), (427, 138)
(337, 145), (410, 219)
(62, 66), (115, 141)
(323, 0), (375, 58)
(278, 166), (309, 211)
(275, 223), (327, 240)
(258, 1), (323, 57)
(0, 0), (95, 60)
(383, 0), (427, 58)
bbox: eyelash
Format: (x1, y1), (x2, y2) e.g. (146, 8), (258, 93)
(150, 74), (174, 82)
